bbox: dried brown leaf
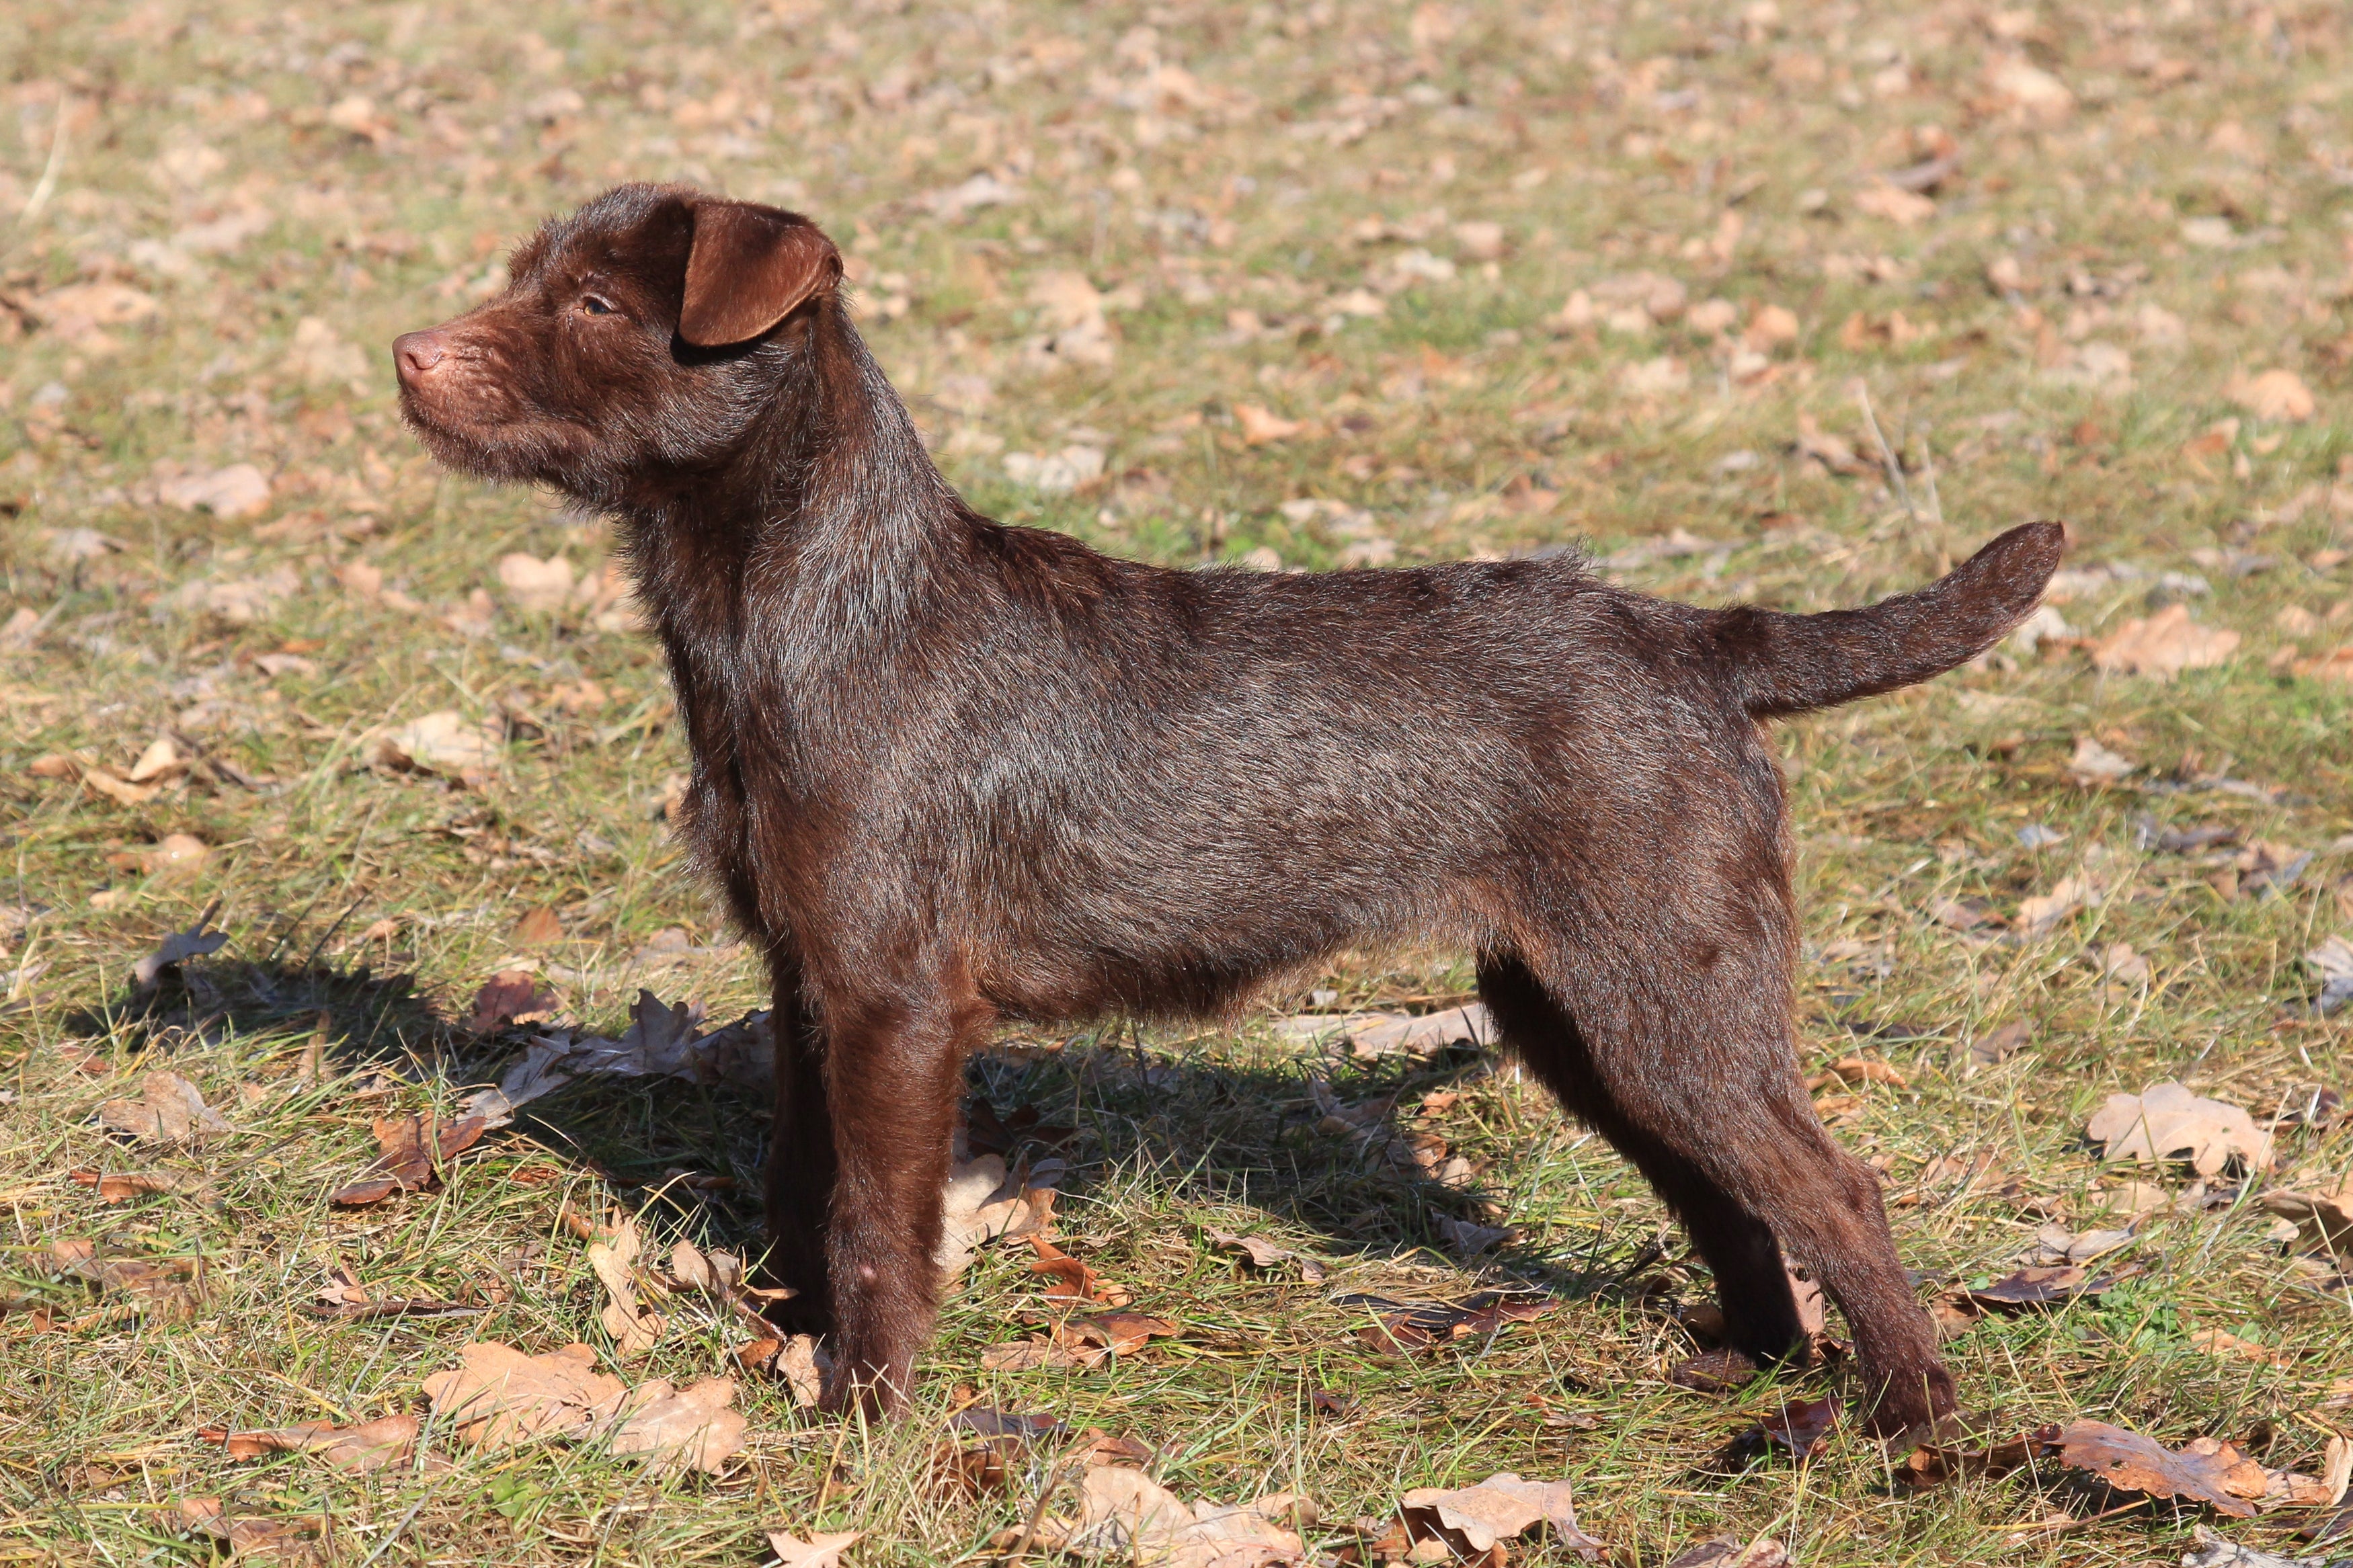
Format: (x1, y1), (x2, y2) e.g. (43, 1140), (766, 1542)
(2259, 1182), (2353, 1258)
(765, 1530), (863, 1568)
(98, 1071), (231, 1143)
(1399, 1472), (1602, 1560)
(1668, 1348), (1759, 1393)
(2088, 1083), (2274, 1175)
(1963, 1266), (2114, 1311)
(1048, 1464), (1307, 1567)
(2091, 604), (2241, 679)
(198, 1414), (420, 1472)
(462, 971), (557, 1034)
(420, 1341), (630, 1451)
(329, 1114), (486, 1206)
(1757, 1396), (1840, 1460)
(604, 1376), (745, 1475)
(2053, 1420), (2266, 1517)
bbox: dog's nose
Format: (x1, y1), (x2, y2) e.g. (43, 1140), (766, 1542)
(393, 329), (446, 382)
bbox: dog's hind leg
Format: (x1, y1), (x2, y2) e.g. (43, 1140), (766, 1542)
(815, 975), (992, 1415)
(1479, 954), (1804, 1370)
(1484, 946), (1953, 1436)
(763, 949), (836, 1333)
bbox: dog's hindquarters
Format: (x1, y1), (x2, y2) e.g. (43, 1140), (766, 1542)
(1474, 752), (1956, 1433)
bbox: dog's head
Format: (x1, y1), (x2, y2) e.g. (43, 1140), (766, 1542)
(393, 183), (841, 496)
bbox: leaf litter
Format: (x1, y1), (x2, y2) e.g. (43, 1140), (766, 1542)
(96, 1072), (231, 1143)
(419, 1339), (747, 1473)
(2087, 1083), (2276, 1175)
(327, 1113), (487, 1206)
(197, 1414), (422, 1473)
(1029, 1464), (1310, 1567)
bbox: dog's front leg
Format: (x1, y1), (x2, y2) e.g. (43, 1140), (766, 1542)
(763, 948), (836, 1333)
(817, 982), (984, 1415)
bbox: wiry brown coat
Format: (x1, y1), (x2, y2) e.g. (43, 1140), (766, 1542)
(395, 183), (2065, 1435)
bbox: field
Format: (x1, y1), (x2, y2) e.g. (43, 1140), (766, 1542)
(5, 0), (2353, 1563)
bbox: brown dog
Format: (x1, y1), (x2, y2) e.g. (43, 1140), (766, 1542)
(395, 183), (2062, 1434)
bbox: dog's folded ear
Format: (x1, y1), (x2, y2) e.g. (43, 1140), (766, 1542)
(679, 201), (842, 347)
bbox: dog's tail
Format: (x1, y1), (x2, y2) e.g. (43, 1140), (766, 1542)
(1711, 522), (2066, 718)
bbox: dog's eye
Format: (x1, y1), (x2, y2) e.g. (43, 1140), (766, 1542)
(580, 295), (617, 317)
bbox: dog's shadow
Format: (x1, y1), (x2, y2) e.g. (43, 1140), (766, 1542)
(960, 1032), (1664, 1306)
(67, 952), (1667, 1308)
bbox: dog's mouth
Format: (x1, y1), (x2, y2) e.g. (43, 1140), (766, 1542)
(397, 383), (592, 487)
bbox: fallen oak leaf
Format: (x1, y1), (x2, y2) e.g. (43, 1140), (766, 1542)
(2182, 1524), (2337, 1566)
(2016, 876), (2096, 936)
(496, 552), (575, 613)
(1027, 1235), (1129, 1306)
(358, 710), (504, 781)
(1046, 1464), (1309, 1566)
(1205, 1230), (1327, 1282)
(1435, 1215), (1516, 1254)
(2026, 1223), (2136, 1266)
(310, 1296), (481, 1322)
(1669, 1348), (1761, 1393)
(2052, 1420), (2266, 1518)
(982, 1330), (1105, 1371)
(2259, 1182), (2353, 1258)
(938, 1152), (1061, 1276)
(172, 1497), (323, 1559)
(768, 1334), (831, 1407)
(307, 1264), (481, 1321)
(2189, 1327), (2295, 1368)
(2069, 735), (2138, 786)
(97, 1072), (231, 1143)
(931, 1434), (1028, 1499)
(2087, 1082), (2275, 1175)
(196, 1413), (420, 1473)
(963, 1097), (1076, 1156)
(1897, 1414), (2063, 1489)
(462, 971), (557, 1035)
(1963, 1266), (2116, 1311)
(68, 1167), (206, 1201)
(765, 1530), (863, 1568)
(952, 1404), (1066, 1440)
(457, 999), (777, 1126)
(604, 1376), (746, 1475)
(1803, 1057), (1907, 1090)
(51, 1237), (206, 1319)
(1068, 1429), (1158, 1469)
(1664, 1538), (1790, 1568)
(1233, 402), (1309, 445)
(2091, 603), (2241, 679)
(1757, 1396), (1841, 1460)
(1343, 1290), (1554, 1354)
(510, 905), (565, 946)
(1068, 1311), (1183, 1356)
(1967, 1020), (2042, 1081)
(329, 1114), (487, 1206)
(2228, 368), (2318, 423)
(420, 1341), (631, 1451)
(1341, 1003), (1493, 1060)
(1398, 1472), (1603, 1561)
(586, 1210), (667, 1359)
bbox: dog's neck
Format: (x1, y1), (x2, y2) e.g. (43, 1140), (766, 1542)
(609, 298), (974, 707)
(615, 299), (959, 612)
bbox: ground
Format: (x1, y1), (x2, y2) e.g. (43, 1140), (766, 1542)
(3, 0), (2352, 1564)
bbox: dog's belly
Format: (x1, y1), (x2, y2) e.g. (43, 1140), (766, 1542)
(967, 837), (1493, 1025)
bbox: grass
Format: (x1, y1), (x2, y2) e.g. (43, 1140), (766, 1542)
(4, 0), (2353, 1563)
